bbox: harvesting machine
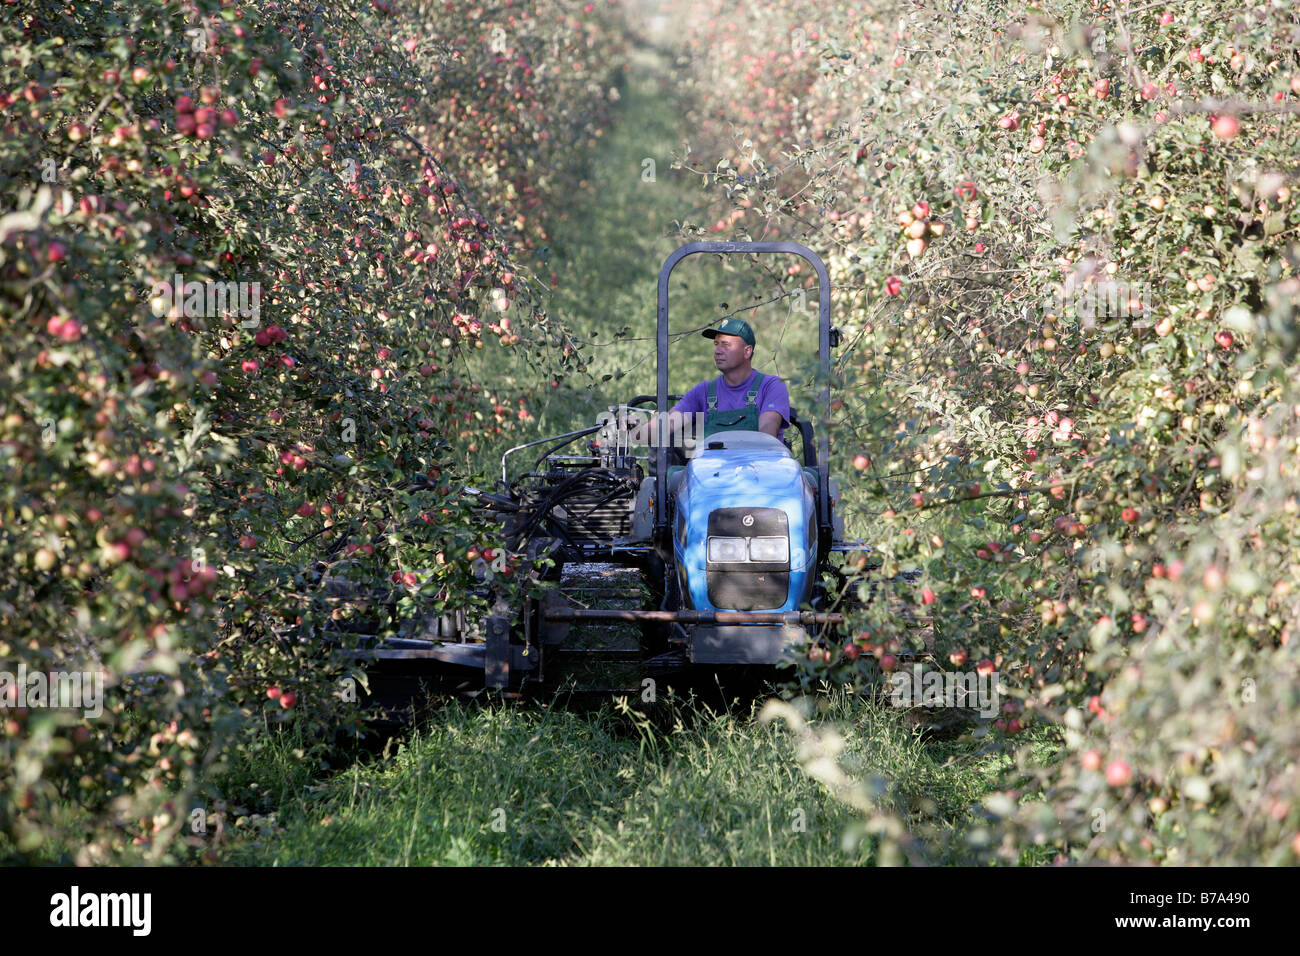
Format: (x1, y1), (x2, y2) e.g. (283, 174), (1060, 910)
(360, 241), (885, 703)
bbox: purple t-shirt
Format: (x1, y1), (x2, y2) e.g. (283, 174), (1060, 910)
(672, 370), (790, 439)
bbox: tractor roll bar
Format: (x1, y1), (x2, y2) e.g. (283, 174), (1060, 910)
(654, 241), (832, 535)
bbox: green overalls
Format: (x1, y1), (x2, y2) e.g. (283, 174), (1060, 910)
(703, 372), (765, 438)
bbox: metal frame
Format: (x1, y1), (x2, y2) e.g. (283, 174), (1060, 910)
(654, 241), (832, 536)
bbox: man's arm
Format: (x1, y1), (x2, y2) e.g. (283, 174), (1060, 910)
(649, 384), (704, 447)
(757, 375), (791, 438)
(758, 411), (784, 437)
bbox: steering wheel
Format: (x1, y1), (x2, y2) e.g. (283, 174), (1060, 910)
(626, 394), (683, 408)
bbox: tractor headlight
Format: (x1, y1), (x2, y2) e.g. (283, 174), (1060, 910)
(706, 536), (789, 563)
(747, 536), (789, 563)
(707, 536), (749, 563)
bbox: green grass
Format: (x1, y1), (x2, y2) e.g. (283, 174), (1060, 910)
(223, 689), (1016, 866)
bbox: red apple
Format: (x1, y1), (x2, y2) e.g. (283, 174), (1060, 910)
(103, 541), (130, 563)
(1211, 114), (1239, 139)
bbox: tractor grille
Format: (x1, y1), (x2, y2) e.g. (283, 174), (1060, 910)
(707, 570), (790, 610)
(707, 507), (787, 540)
(706, 507), (791, 610)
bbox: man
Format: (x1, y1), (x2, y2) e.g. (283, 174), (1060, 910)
(667, 317), (790, 442)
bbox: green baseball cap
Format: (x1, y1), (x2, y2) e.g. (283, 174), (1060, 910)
(702, 317), (756, 347)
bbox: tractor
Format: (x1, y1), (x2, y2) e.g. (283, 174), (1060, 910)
(361, 241), (882, 702)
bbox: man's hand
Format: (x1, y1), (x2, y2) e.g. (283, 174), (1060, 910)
(649, 410), (695, 448)
(758, 411), (784, 437)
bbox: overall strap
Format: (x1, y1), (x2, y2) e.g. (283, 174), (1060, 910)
(707, 379), (718, 410)
(745, 372), (764, 406)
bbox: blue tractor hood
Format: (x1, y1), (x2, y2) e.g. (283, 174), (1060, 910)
(672, 430), (818, 613)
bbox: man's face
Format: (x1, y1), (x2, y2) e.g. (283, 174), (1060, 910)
(712, 333), (752, 373)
